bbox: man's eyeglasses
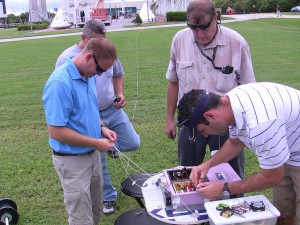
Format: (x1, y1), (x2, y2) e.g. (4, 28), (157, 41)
(187, 15), (215, 31)
(92, 54), (106, 74)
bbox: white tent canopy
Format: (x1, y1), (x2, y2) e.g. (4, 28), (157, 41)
(139, 2), (155, 22)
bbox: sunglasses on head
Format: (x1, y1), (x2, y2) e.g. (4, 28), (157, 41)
(92, 54), (106, 74)
(187, 15), (215, 30)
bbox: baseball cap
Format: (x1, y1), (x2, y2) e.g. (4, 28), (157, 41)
(177, 90), (211, 141)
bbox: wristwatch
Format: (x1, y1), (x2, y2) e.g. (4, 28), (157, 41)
(101, 123), (107, 128)
(222, 182), (230, 199)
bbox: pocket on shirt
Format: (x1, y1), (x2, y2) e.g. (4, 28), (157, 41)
(176, 61), (193, 83)
(215, 71), (236, 93)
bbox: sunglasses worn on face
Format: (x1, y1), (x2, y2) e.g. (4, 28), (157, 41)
(92, 54), (106, 74)
(187, 15), (215, 31)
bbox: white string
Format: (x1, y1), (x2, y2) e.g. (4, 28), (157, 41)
(131, 30), (140, 124)
(110, 30), (141, 188)
(113, 145), (202, 217)
(114, 146), (163, 180)
(108, 31), (201, 219)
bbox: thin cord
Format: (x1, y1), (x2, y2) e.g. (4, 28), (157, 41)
(114, 146), (163, 179)
(110, 32), (204, 218)
(113, 147), (203, 216)
(111, 30), (141, 188)
(131, 30), (140, 124)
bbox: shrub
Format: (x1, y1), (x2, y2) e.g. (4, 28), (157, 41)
(135, 14), (143, 25)
(17, 23), (48, 31)
(166, 11), (187, 21)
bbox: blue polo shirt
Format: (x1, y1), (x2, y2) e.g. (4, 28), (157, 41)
(42, 58), (101, 154)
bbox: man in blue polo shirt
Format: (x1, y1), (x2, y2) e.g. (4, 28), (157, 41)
(42, 38), (117, 225)
(55, 19), (140, 214)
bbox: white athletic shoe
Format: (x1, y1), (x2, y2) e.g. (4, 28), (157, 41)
(103, 201), (115, 215)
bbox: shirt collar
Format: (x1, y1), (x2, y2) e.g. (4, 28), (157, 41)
(227, 93), (244, 130)
(203, 25), (225, 49)
(65, 58), (85, 81)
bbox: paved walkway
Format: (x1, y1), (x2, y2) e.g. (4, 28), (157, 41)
(1, 13), (299, 43)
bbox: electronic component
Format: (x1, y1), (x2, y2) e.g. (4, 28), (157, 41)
(160, 164), (241, 210)
(216, 203), (229, 211)
(220, 209), (233, 218)
(114, 97), (121, 102)
(250, 201), (265, 212)
(164, 190), (172, 207)
(231, 202), (251, 214)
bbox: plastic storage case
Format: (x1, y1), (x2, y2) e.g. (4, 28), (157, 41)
(161, 163), (241, 210)
(204, 195), (280, 225)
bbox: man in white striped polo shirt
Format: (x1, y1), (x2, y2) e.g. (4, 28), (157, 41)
(177, 82), (300, 225)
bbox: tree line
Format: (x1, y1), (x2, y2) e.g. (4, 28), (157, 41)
(4, 11), (56, 24)
(214, 0), (300, 14)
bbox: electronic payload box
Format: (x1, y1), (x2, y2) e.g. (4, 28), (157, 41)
(159, 163), (241, 210)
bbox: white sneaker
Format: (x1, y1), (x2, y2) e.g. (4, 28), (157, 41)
(103, 201), (115, 215)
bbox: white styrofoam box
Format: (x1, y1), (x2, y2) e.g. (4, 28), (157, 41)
(204, 195), (280, 225)
(162, 163), (241, 210)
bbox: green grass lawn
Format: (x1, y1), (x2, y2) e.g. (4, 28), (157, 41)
(0, 27), (83, 39)
(0, 18), (299, 224)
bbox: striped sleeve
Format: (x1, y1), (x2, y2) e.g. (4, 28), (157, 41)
(249, 119), (290, 169)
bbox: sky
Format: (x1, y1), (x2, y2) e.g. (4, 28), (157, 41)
(5, 0), (61, 15)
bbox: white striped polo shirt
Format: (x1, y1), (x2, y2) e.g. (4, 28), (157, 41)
(227, 82), (300, 169)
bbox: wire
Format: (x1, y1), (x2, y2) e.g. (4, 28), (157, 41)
(131, 30), (140, 124)
(114, 146), (162, 176)
(110, 30), (141, 190)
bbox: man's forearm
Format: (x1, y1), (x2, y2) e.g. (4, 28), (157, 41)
(228, 166), (284, 195)
(166, 81), (178, 121)
(48, 125), (98, 149)
(113, 76), (124, 97)
(205, 138), (245, 168)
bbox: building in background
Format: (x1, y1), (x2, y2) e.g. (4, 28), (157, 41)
(0, 0), (7, 27)
(29, 0), (48, 22)
(51, 0), (189, 28)
(60, 0), (97, 26)
(152, 0), (189, 16)
(103, 0), (143, 16)
(103, 0), (189, 18)
(0, 0), (6, 18)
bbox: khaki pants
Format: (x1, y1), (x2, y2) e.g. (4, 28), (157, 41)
(52, 151), (103, 225)
(273, 164), (300, 225)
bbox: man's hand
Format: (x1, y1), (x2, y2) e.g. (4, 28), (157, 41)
(196, 182), (224, 201)
(94, 138), (115, 152)
(101, 126), (117, 143)
(190, 163), (210, 186)
(113, 94), (126, 109)
(165, 120), (176, 140)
